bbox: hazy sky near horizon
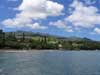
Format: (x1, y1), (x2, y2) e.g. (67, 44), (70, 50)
(0, 0), (100, 40)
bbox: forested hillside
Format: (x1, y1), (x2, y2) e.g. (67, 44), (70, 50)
(0, 31), (100, 50)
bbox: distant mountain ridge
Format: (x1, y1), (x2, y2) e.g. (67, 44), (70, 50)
(4, 31), (96, 42)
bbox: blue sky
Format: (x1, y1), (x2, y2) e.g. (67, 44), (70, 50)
(0, 0), (100, 41)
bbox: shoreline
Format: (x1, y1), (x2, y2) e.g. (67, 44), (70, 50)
(0, 49), (99, 52)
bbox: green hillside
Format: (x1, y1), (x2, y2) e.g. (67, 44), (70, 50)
(0, 31), (100, 50)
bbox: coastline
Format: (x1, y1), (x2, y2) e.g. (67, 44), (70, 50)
(0, 49), (99, 52)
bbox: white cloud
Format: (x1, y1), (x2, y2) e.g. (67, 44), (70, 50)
(2, 19), (17, 28)
(26, 23), (47, 29)
(2, 17), (32, 28)
(17, 0), (64, 19)
(94, 28), (100, 34)
(84, 0), (96, 5)
(66, 0), (100, 28)
(50, 20), (66, 28)
(49, 20), (73, 32)
(49, 0), (100, 33)
(2, 0), (64, 30)
(2, 18), (47, 29)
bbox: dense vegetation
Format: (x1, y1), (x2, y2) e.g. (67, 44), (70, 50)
(0, 31), (100, 50)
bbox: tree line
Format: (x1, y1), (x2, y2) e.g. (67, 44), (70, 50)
(0, 31), (100, 50)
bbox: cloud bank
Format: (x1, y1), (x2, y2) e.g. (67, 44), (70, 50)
(50, 0), (100, 34)
(2, 0), (100, 35)
(2, 0), (64, 30)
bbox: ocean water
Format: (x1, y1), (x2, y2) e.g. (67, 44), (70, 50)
(0, 50), (100, 75)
